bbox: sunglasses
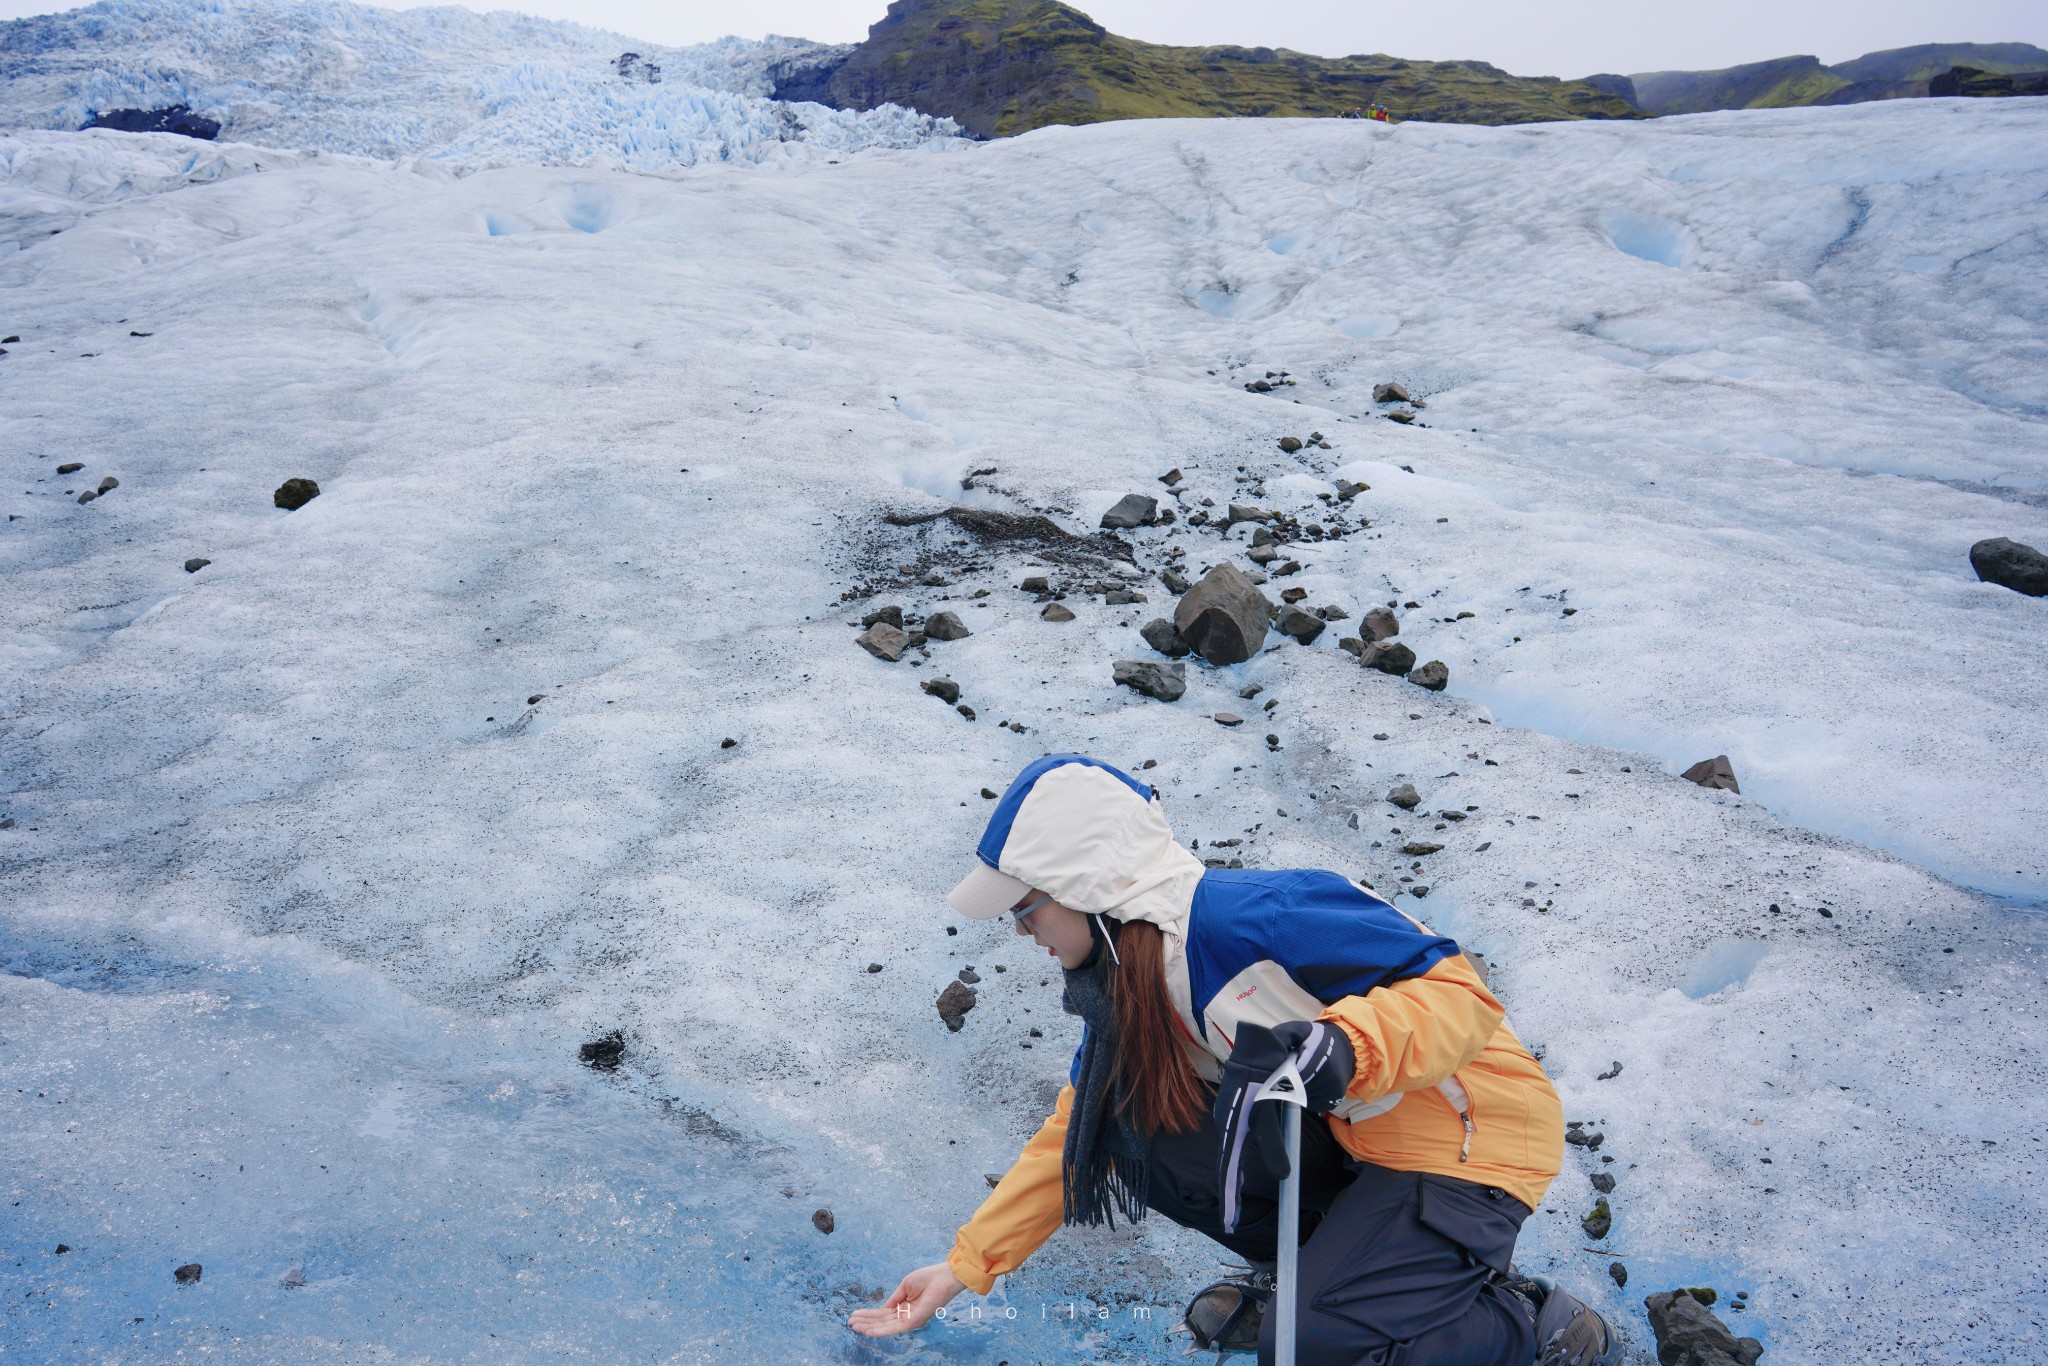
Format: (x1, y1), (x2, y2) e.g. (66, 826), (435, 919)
(1010, 892), (1055, 925)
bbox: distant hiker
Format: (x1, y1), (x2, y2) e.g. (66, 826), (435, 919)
(849, 755), (1614, 1365)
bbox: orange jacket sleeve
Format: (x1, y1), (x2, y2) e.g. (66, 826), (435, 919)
(945, 1082), (1073, 1295)
(1316, 954), (1504, 1102)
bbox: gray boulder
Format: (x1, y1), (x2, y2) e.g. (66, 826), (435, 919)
(1407, 660), (1449, 691)
(1387, 783), (1421, 810)
(856, 623), (909, 661)
(1100, 494), (1159, 529)
(924, 610), (971, 641)
(1643, 1290), (1765, 1366)
(1173, 563), (1274, 666)
(922, 676), (961, 704)
(1275, 606), (1326, 645)
(1682, 755), (1740, 793)
(1141, 618), (1191, 658)
(1278, 436), (1303, 453)
(1361, 640), (1417, 676)
(1113, 659), (1186, 702)
(936, 980), (977, 1031)
(1225, 504), (1269, 527)
(1362, 606), (1400, 641)
(1970, 537), (2048, 596)
(861, 604), (904, 630)
(1374, 381), (1412, 403)
(1041, 602), (1076, 622)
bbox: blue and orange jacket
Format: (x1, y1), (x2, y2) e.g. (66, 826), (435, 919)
(943, 755), (1562, 1296)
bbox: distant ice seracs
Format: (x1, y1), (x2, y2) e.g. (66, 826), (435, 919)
(0, 0), (963, 170)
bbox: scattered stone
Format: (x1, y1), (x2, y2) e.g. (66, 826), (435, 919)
(1113, 659), (1186, 702)
(937, 980), (978, 1030)
(1609, 1261), (1628, 1290)
(183, 557), (211, 573)
(1374, 381), (1412, 403)
(958, 967), (981, 984)
(1361, 640), (1417, 676)
(980, 787), (997, 799)
(1644, 1289), (1764, 1366)
(77, 490), (96, 504)
(273, 477), (320, 511)
(867, 962), (884, 973)
(1275, 606), (1326, 645)
(1041, 602), (1076, 622)
(956, 703), (976, 721)
(1214, 713), (1244, 727)
(54, 1244), (70, 1255)
(1173, 562), (1273, 666)
(1278, 436), (1303, 453)
(985, 1172), (1004, 1188)
(922, 677), (961, 704)
(1226, 503), (1270, 526)
(1239, 685), (1263, 699)
(1338, 637), (1365, 658)
(579, 1032), (625, 1070)
(1387, 784), (1421, 810)
(1246, 544), (1282, 566)
(856, 623), (909, 661)
(174, 1263), (203, 1285)
(1407, 660), (1449, 691)
(1969, 537), (2048, 596)
(924, 610), (971, 642)
(1565, 1128), (1605, 1151)
(1401, 841), (1444, 856)
(1681, 755), (1740, 794)
(97, 476), (119, 494)
(1158, 468), (1183, 485)
(921, 569), (950, 586)
(1386, 409), (1416, 425)
(282, 1267), (305, 1287)
(1019, 575), (1049, 593)
(1161, 568), (1191, 594)
(1141, 617), (1190, 658)
(1596, 1061), (1624, 1080)
(56, 462), (83, 475)
(1273, 560), (1301, 576)
(1100, 493), (1159, 529)
(812, 1208), (835, 1235)
(1591, 1172), (1617, 1194)
(720, 737), (737, 749)
(1334, 478), (1368, 501)
(1103, 588), (1147, 605)
(861, 604), (904, 630)
(1280, 586), (1308, 604)
(1582, 1197), (1612, 1240)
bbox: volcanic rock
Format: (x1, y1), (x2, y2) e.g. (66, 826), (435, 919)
(1275, 606), (1326, 644)
(1407, 660), (1449, 691)
(937, 980), (978, 1030)
(924, 610), (971, 641)
(273, 477), (320, 510)
(856, 623), (909, 661)
(1141, 617), (1190, 657)
(1113, 659), (1186, 702)
(1100, 493), (1159, 529)
(1361, 640), (1417, 675)
(1970, 537), (2048, 596)
(1173, 563), (1273, 665)
(1643, 1289), (1765, 1366)
(1681, 755), (1740, 793)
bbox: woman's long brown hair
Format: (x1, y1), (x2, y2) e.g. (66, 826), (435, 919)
(1109, 919), (1208, 1135)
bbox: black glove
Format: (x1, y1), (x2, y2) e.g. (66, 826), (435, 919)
(1213, 1021), (1355, 1234)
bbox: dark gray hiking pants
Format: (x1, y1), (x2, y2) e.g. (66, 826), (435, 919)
(1143, 1105), (1538, 1366)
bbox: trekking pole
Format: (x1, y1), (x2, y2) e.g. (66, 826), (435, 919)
(1253, 1054), (1309, 1366)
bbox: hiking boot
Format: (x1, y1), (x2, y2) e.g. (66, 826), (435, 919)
(1527, 1277), (1618, 1366)
(1180, 1264), (1275, 1355)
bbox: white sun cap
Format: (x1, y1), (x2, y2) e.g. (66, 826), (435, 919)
(947, 861), (1032, 920)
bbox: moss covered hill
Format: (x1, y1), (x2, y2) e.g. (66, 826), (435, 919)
(1628, 42), (2048, 115)
(770, 0), (1639, 137)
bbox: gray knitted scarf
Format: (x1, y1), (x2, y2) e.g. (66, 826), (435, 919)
(1059, 920), (1152, 1228)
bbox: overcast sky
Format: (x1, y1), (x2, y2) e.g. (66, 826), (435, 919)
(5, 0), (2045, 77)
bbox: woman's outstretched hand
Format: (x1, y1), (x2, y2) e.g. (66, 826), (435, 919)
(847, 1262), (968, 1337)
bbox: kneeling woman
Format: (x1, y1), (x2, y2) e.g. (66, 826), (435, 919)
(849, 755), (1614, 1365)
